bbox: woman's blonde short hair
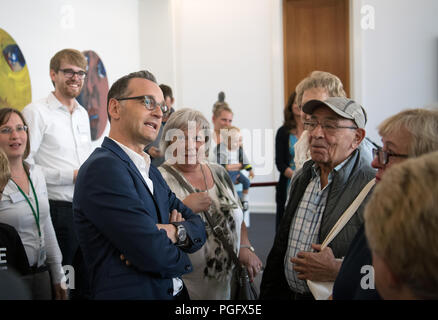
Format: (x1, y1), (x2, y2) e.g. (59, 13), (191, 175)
(295, 71), (346, 107)
(365, 151), (438, 299)
(378, 108), (438, 157)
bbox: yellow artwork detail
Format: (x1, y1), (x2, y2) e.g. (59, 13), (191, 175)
(0, 28), (32, 111)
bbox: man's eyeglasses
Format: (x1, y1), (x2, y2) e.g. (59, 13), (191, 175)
(303, 120), (358, 134)
(0, 125), (28, 135)
(372, 148), (408, 165)
(59, 68), (87, 79)
(116, 95), (169, 114)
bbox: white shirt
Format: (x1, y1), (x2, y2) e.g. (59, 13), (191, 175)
(110, 138), (154, 194)
(227, 148), (240, 165)
(293, 130), (311, 173)
(0, 165), (65, 284)
(22, 92), (93, 202)
(110, 138), (183, 296)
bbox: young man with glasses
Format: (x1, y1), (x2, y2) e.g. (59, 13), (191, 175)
(260, 97), (375, 300)
(22, 49), (92, 298)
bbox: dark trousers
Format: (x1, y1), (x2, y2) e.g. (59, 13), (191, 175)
(49, 200), (90, 299)
(175, 283), (190, 301)
(275, 177), (289, 233)
(49, 200), (78, 267)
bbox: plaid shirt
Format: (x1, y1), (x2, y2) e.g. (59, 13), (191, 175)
(284, 158), (350, 294)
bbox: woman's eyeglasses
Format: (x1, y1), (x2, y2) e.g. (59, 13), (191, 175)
(0, 125), (28, 135)
(372, 147), (408, 165)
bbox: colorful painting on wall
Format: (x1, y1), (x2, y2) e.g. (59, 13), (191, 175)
(77, 50), (109, 141)
(0, 28), (31, 111)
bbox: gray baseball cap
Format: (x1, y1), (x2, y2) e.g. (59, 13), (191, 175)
(302, 97), (367, 129)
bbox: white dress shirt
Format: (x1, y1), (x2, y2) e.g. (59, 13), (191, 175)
(110, 138), (183, 296)
(0, 165), (65, 284)
(22, 92), (93, 202)
(111, 138), (154, 194)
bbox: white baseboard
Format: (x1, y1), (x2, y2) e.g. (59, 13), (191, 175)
(248, 203), (276, 214)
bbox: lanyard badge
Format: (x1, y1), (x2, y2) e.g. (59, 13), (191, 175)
(12, 174), (46, 266)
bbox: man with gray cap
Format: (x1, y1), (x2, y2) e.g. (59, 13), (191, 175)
(260, 97), (375, 300)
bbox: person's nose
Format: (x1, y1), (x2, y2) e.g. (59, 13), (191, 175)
(310, 122), (325, 138)
(9, 128), (20, 139)
(151, 104), (163, 119)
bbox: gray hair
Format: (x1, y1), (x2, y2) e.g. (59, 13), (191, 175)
(378, 108), (438, 157)
(160, 108), (211, 158)
(295, 70), (346, 108)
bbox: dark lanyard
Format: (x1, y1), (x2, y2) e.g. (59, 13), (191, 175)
(12, 174), (40, 238)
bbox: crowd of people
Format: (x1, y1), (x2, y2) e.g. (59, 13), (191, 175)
(0, 48), (437, 300)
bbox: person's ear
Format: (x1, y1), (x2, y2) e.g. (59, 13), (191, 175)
(50, 69), (57, 83)
(108, 98), (122, 121)
(353, 128), (366, 149)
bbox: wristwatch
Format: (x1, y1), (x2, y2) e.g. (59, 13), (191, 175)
(173, 223), (187, 246)
(240, 245), (255, 253)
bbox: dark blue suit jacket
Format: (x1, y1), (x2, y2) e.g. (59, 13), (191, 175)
(73, 137), (206, 299)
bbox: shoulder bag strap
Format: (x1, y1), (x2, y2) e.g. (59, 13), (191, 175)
(161, 163), (196, 193)
(161, 163), (242, 267)
(321, 178), (375, 249)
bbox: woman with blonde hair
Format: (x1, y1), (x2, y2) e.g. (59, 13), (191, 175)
(332, 108), (438, 300)
(365, 151), (438, 299)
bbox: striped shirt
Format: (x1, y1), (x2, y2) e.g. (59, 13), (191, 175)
(284, 157), (350, 294)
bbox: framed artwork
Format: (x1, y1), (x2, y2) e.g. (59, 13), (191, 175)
(77, 50), (109, 141)
(0, 28), (31, 110)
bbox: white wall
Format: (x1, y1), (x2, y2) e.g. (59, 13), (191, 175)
(168, 0), (284, 213)
(138, 0), (176, 88)
(0, 0), (141, 100)
(351, 0), (438, 143)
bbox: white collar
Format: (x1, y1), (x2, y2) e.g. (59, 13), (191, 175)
(48, 92), (78, 112)
(110, 138), (151, 171)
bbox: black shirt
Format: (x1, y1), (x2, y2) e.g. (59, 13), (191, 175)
(332, 224), (382, 300)
(0, 223), (30, 275)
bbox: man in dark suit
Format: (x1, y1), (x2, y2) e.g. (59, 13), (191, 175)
(73, 70), (206, 300)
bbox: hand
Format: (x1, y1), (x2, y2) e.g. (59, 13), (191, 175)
(169, 209), (186, 223)
(183, 193), (212, 213)
(148, 146), (162, 158)
(53, 283), (68, 300)
(284, 167), (294, 179)
(156, 223), (177, 243)
(290, 244), (341, 282)
(249, 170), (255, 179)
(239, 247), (263, 282)
(120, 254), (131, 267)
(73, 169), (79, 183)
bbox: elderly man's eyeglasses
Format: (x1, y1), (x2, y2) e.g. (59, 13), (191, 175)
(0, 125), (28, 135)
(116, 95), (169, 113)
(372, 148), (408, 165)
(59, 68), (87, 79)
(303, 120), (358, 134)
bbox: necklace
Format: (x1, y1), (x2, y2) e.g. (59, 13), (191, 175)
(199, 164), (209, 195)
